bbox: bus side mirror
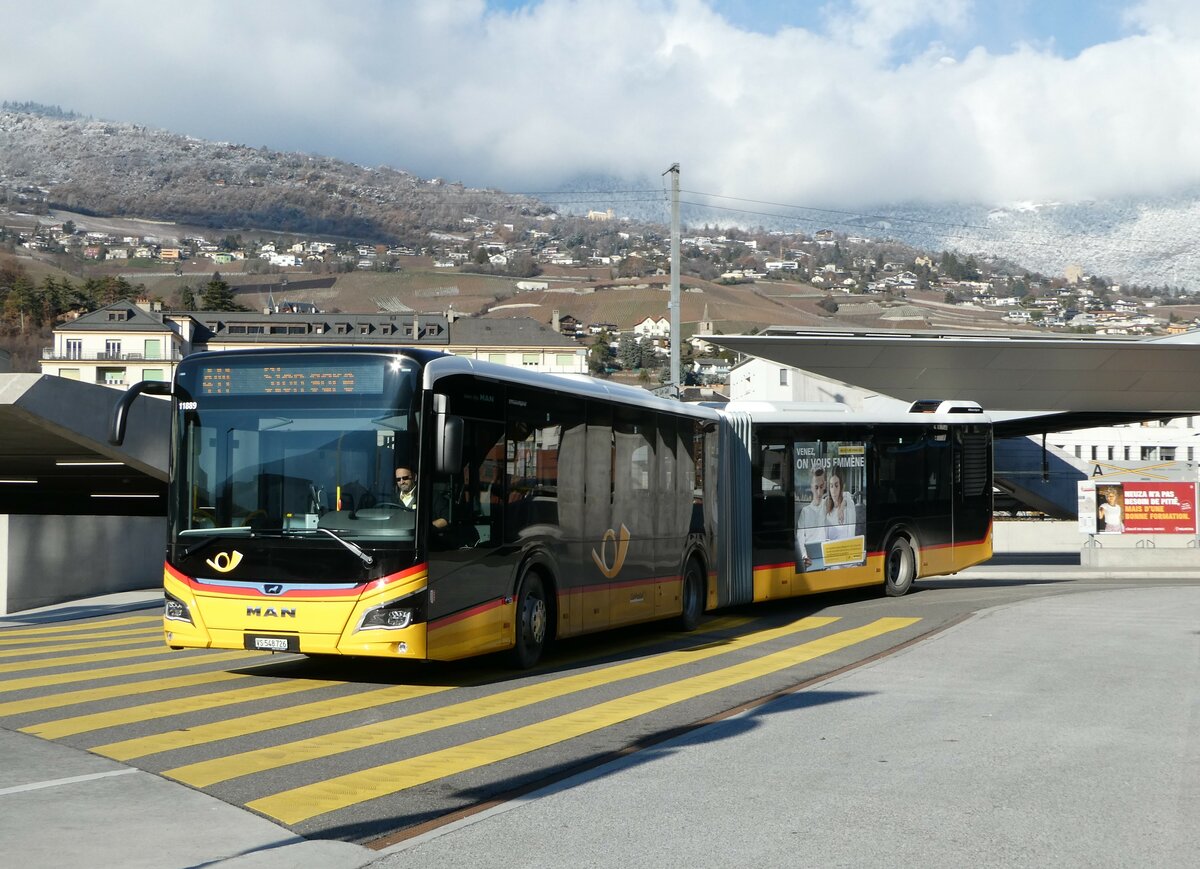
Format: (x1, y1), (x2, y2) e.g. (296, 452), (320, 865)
(109, 380), (172, 446)
(435, 413), (463, 475)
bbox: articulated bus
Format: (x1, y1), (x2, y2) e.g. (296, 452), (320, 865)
(111, 347), (992, 667)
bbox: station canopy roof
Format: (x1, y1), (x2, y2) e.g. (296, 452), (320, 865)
(0, 375), (168, 516)
(706, 328), (1200, 438)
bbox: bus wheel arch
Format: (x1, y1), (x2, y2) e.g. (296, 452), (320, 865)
(883, 531), (917, 597)
(677, 552), (707, 631)
(509, 560), (555, 669)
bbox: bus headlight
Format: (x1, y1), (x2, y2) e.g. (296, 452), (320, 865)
(357, 590), (424, 633)
(165, 592), (193, 625)
(360, 607), (414, 630)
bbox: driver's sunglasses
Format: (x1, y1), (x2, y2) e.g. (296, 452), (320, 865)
(395, 475), (413, 481)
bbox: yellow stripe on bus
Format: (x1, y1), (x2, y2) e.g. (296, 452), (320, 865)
(0, 635), (163, 659)
(0, 627), (162, 648)
(0, 670), (251, 717)
(0, 651), (269, 694)
(21, 678), (347, 739)
(168, 616), (839, 788)
(250, 617), (919, 825)
(0, 615), (160, 637)
(95, 615), (757, 763)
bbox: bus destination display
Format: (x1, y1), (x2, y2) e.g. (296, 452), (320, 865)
(198, 361), (386, 395)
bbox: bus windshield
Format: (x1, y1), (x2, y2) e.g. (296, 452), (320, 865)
(172, 353), (422, 543)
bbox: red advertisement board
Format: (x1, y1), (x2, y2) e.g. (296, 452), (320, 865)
(1118, 483), (1197, 534)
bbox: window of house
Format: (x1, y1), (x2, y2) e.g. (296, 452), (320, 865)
(65, 339), (82, 359)
(59, 368), (80, 380)
(522, 353), (540, 366)
(488, 353), (507, 365)
(143, 369), (164, 381)
(1123, 446), (1130, 460)
(779, 368), (788, 386)
(1141, 446), (1156, 460)
(556, 354), (574, 368)
(105, 340), (121, 358)
(1161, 447), (1176, 461)
(1090, 446), (1097, 460)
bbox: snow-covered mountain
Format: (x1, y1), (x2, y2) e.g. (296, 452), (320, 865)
(548, 178), (1200, 291)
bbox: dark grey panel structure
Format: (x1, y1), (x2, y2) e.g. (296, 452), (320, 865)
(709, 329), (1200, 414)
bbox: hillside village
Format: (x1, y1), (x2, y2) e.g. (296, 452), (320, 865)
(4, 208), (1190, 340)
(4, 105), (1199, 381)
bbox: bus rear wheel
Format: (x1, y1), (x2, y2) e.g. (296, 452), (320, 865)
(884, 537), (916, 597)
(510, 572), (548, 669)
(677, 558), (705, 631)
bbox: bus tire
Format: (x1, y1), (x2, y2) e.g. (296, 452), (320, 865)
(884, 536), (916, 597)
(677, 558), (705, 631)
(509, 571), (549, 669)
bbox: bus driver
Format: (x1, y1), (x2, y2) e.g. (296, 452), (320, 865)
(394, 467), (448, 529)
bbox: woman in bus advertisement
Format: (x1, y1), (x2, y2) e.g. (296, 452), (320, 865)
(794, 441), (866, 572)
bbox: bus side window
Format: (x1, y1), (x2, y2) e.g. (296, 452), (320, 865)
(457, 419), (505, 548)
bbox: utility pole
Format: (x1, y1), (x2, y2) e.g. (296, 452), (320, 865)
(665, 162), (681, 394)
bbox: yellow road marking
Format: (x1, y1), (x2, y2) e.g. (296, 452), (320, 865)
(168, 616), (839, 788)
(0, 615), (160, 637)
(250, 617), (919, 824)
(0, 644), (183, 674)
(96, 683), (458, 762)
(0, 635), (162, 659)
(0, 651), (269, 694)
(0, 627), (161, 648)
(22, 678), (345, 739)
(96, 616), (757, 763)
(0, 670), (251, 717)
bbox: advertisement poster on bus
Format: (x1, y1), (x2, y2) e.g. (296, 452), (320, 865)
(794, 441), (867, 572)
(1077, 481), (1198, 535)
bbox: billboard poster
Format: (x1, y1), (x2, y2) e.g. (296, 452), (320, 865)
(794, 441), (867, 572)
(1080, 482), (1198, 535)
(1077, 481), (1098, 534)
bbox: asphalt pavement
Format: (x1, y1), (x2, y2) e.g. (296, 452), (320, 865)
(1, 563), (1198, 868)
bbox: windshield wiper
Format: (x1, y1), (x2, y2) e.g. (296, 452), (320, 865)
(179, 525), (374, 567)
(180, 526), (253, 559)
(312, 527), (374, 567)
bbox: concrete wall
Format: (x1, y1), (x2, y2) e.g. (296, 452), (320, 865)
(993, 520), (1083, 553)
(996, 518), (1200, 569)
(0, 514), (165, 614)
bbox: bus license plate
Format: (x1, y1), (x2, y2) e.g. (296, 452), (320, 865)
(245, 634), (297, 652)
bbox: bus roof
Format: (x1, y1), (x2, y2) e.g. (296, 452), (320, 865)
(423, 355), (723, 420)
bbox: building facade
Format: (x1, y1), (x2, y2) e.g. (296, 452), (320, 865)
(41, 302), (587, 387)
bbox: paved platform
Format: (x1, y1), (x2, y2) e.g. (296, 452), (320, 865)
(2, 566), (1198, 867)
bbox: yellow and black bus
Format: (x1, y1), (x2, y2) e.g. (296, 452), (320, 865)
(110, 347), (991, 667)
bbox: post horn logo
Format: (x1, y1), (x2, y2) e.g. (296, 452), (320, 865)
(205, 551), (244, 573)
(591, 524), (630, 579)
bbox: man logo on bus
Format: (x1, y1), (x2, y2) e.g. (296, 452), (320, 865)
(205, 551), (244, 573)
(591, 525), (631, 579)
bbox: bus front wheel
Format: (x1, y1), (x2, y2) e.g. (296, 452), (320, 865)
(510, 572), (548, 669)
(884, 537), (916, 597)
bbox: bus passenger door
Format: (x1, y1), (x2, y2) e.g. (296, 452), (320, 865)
(427, 415), (509, 649)
(582, 403), (613, 632)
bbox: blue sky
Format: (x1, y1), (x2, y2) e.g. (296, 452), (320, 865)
(4, 0), (1200, 207)
(489, 0), (1133, 58)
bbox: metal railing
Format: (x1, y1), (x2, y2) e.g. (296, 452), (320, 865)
(41, 349), (183, 362)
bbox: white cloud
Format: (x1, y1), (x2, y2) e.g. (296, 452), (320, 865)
(4, 0), (1200, 208)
